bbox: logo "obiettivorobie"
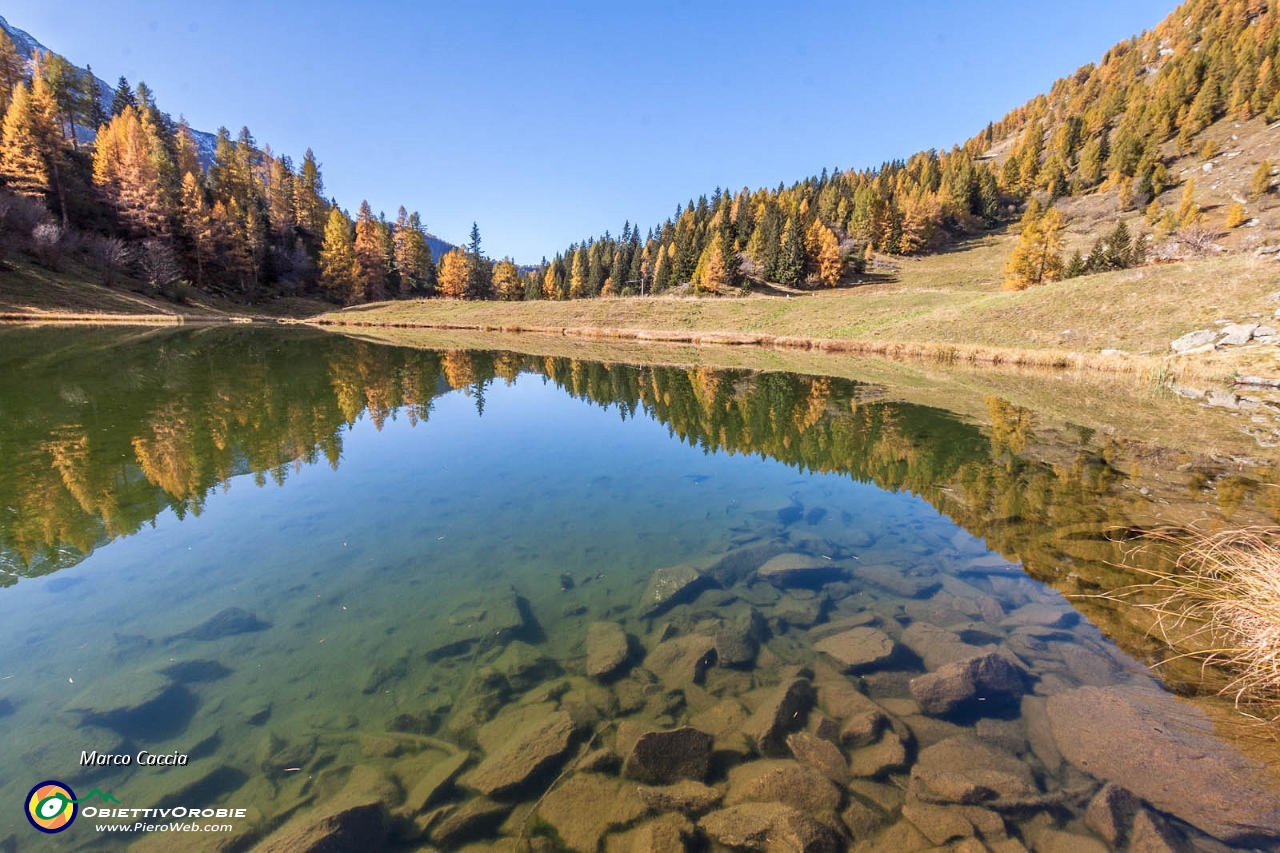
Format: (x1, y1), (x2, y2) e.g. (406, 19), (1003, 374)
(25, 781), (119, 834)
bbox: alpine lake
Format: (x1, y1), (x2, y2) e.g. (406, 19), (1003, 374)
(2, 324), (1280, 853)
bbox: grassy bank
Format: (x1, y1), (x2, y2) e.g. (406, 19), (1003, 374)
(312, 242), (1280, 371)
(317, 248), (1280, 381)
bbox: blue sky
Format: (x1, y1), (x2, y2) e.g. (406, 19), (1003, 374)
(14, 1), (1175, 262)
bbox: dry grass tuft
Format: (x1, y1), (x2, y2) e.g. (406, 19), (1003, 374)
(1105, 526), (1280, 717)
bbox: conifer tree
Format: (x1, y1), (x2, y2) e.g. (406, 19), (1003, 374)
(173, 118), (201, 182)
(0, 30), (24, 114)
(569, 245), (588, 298)
(1224, 201), (1246, 228)
(320, 208), (360, 304)
(92, 106), (171, 236)
(652, 244), (670, 292)
(265, 156), (295, 241)
(1077, 137), (1106, 188)
(41, 53), (89, 151)
(1250, 161), (1274, 200)
(1, 76), (72, 226)
(1176, 179), (1200, 226)
(812, 222), (844, 287)
(465, 222), (490, 299)
(242, 202), (267, 293)
(180, 171), (214, 286)
(438, 247), (469, 298)
(1002, 201), (1064, 290)
(587, 240), (608, 295)
(393, 208), (436, 295)
(492, 258), (522, 301)
(1063, 250), (1086, 279)
(80, 65), (106, 130)
(1103, 219), (1133, 269)
(627, 239), (644, 293)
(0, 84), (50, 202)
(111, 76), (137, 116)
(694, 239), (730, 294)
(353, 200), (387, 301)
(294, 149), (328, 240)
(774, 216), (805, 286)
(542, 256), (564, 300)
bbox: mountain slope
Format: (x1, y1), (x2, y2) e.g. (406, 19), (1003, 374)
(0, 14), (219, 164)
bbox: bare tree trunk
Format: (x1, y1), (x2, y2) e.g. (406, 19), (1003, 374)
(49, 156), (69, 229)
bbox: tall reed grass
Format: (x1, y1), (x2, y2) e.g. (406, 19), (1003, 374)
(1107, 527), (1280, 718)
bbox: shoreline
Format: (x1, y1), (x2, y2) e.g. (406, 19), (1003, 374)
(0, 309), (1235, 386)
(0, 312), (253, 325)
(311, 315), (1185, 378)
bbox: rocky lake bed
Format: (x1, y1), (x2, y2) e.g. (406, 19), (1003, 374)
(3, 330), (1279, 853)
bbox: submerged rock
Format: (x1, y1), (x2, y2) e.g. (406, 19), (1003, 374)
(742, 678), (815, 757)
(160, 659), (232, 684)
(643, 634), (717, 690)
(1130, 808), (1188, 853)
(688, 698), (753, 757)
(536, 773), (649, 853)
(757, 553), (844, 587)
(400, 750), (471, 814)
(1046, 685), (1280, 844)
(900, 622), (994, 672)
(909, 736), (1037, 806)
(428, 591), (527, 660)
(640, 564), (708, 617)
(726, 759), (842, 817)
(814, 627), (896, 673)
(360, 653), (410, 695)
(605, 813), (694, 853)
(900, 799), (1007, 847)
(637, 780), (723, 815)
(1084, 783), (1141, 848)
(254, 765), (396, 853)
(703, 544), (788, 587)
(716, 609), (766, 668)
(848, 729), (908, 779)
(587, 621), (631, 679)
(461, 710), (577, 797)
(165, 607), (269, 643)
(857, 566), (941, 599)
(770, 592), (828, 629)
(67, 670), (194, 739)
(256, 731), (318, 775)
(786, 731), (848, 785)
(909, 653), (1026, 717)
(429, 796), (511, 847)
(491, 641), (561, 692)
(622, 726), (714, 784)
(700, 802), (841, 853)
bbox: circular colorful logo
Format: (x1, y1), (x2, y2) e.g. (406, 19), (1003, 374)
(26, 781), (77, 834)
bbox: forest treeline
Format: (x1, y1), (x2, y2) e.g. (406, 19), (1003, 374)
(550, 0), (1280, 297)
(1, 0), (1279, 305)
(0, 37), (442, 304)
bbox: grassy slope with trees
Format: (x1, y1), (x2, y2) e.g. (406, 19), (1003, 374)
(3, 0), (1280, 360)
(322, 0), (1280, 377)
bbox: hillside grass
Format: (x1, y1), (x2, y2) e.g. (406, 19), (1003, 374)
(317, 241), (1280, 381)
